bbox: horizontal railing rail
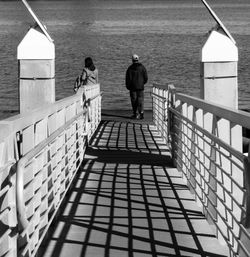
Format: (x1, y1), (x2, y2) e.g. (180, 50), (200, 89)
(176, 93), (250, 130)
(0, 93), (83, 134)
(152, 83), (250, 257)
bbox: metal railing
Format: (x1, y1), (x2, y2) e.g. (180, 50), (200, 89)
(152, 84), (250, 257)
(0, 84), (101, 257)
(16, 109), (87, 256)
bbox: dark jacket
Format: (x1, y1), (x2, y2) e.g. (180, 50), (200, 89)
(126, 63), (148, 91)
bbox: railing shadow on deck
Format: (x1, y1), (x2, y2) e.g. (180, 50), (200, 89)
(38, 120), (227, 257)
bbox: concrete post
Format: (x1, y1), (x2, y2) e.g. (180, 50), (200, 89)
(200, 28), (242, 246)
(17, 27), (55, 114)
(201, 30), (238, 108)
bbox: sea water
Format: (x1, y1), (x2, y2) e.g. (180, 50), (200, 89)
(0, 0), (250, 118)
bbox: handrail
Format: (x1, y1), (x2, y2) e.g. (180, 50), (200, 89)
(151, 92), (167, 101)
(83, 91), (103, 104)
(16, 108), (87, 230)
(0, 82), (101, 257)
(0, 93), (82, 126)
(176, 93), (250, 129)
(15, 84), (101, 257)
(0, 94), (82, 141)
(152, 83), (250, 257)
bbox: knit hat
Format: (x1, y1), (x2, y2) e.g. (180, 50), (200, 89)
(132, 54), (139, 62)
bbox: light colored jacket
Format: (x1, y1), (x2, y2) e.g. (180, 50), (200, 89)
(82, 68), (99, 85)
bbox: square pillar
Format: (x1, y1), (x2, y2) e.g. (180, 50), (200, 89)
(17, 27), (55, 114)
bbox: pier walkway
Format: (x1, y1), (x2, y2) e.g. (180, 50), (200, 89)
(2, 84), (250, 257)
(39, 111), (228, 257)
(1, 1), (249, 256)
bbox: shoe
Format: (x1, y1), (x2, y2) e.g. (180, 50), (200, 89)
(137, 113), (144, 120)
(131, 113), (137, 119)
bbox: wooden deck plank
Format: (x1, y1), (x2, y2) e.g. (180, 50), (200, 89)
(39, 116), (229, 257)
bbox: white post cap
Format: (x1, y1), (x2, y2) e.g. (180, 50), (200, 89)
(201, 30), (238, 62)
(17, 27), (55, 60)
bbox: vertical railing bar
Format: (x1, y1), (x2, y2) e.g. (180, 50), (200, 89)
(243, 154), (250, 228)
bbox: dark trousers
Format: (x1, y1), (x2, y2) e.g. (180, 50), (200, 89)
(130, 90), (144, 114)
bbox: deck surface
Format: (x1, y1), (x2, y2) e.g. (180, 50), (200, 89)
(39, 111), (228, 257)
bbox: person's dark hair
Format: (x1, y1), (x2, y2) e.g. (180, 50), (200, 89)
(85, 57), (95, 71)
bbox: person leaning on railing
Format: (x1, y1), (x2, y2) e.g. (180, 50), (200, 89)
(73, 57), (99, 122)
(74, 57), (98, 92)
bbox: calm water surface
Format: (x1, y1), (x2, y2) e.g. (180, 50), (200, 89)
(0, 0), (250, 118)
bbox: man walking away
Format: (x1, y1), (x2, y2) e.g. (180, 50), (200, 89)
(125, 54), (148, 119)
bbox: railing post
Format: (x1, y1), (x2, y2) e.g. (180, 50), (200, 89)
(17, 27), (55, 114)
(167, 85), (177, 166)
(243, 156), (250, 228)
(241, 154), (250, 257)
